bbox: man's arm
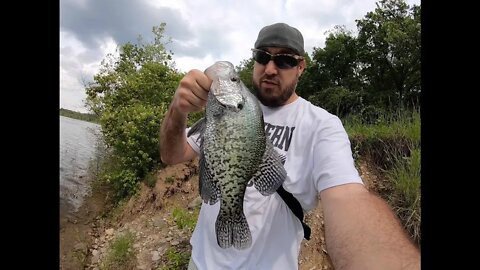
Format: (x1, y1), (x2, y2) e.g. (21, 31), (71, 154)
(159, 69), (211, 165)
(320, 183), (420, 270)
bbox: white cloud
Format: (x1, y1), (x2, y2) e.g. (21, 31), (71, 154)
(60, 0), (421, 112)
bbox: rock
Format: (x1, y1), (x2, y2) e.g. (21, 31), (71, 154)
(151, 251), (160, 261)
(188, 196), (203, 210)
(105, 228), (115, 235)
(152, 216), (165, 228)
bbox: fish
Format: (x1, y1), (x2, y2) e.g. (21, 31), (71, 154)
(187, 61), (287, 250)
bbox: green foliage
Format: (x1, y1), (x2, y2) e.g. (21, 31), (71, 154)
(387, 147), (420, 209)
(308, 26), (363, 95)
(187, 110), (205, 127)
(172, 207), (198, 231)
(307, 86), (361, 117)
(346, 108), (420, 170)
(164, 176), (174, 184)
(158, 246), (190, 270)
(143, 169), (159, 188)
(85, 23), (183, 199)
(383, 144), (420, 246)
(60, 108), (99, 123)
(236, 58), (255, 90)
(101, 231), (136, 270)
(355, 0), (421, 109)
(298, 0), (421, 117)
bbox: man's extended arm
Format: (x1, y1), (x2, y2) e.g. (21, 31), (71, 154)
(159, 69), (211, 165)
(320, 183), (420, 270)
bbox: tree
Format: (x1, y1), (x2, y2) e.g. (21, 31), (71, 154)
(356, 0), (421, 109)
(304, 26), (364, 117)
(85, 23), (183, 198)
(236, 58), (255, 90)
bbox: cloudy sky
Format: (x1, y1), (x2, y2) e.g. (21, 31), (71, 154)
(60, 0), (420, 113)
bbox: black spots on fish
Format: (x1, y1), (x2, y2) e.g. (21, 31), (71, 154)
(264, 122), (295, 151)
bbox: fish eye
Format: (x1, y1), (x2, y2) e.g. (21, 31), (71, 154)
(237, 103), (243, 110)
(231, 77), (238, 82)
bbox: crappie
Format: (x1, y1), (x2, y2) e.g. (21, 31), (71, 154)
(187, 61), (287, 250)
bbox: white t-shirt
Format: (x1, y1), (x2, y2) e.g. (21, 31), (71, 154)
(186, 97), (363, 270)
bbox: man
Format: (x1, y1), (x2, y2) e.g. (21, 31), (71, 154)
(160, 22), (420, 270)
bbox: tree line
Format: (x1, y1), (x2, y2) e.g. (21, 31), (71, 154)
(60, 108), (99, 123)
(84, 0), (421, 199)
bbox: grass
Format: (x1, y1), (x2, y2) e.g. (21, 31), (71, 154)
(164, 176), (175, 184)
(385, 147), (421, 245)
(101, 231), (137, 270)
(345, 108), (421, 246)
(144, 170), (158, 187)
(172, 207), (198, 231)
(157, 245), (191, 270)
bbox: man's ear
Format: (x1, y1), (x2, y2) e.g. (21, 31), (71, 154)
(297, 61), (306, 77)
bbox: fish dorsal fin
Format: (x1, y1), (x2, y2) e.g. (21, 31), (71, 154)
(251, 138), (287, 196)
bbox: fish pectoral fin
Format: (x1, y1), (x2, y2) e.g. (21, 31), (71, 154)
(252, 140), (287, 196)
(199, 155), (220, 204)
(187, 117), (206, 144)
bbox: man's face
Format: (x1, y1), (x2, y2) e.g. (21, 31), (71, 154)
(252, 47), (305, 107)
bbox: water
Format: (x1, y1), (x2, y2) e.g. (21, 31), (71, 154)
(60, 116), (104, 219)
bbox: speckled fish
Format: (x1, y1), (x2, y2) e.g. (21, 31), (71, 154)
(187, 61), (287, 250)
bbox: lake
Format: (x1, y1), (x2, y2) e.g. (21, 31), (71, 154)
(60, 116), (104, 219)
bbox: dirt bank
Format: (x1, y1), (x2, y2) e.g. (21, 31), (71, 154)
(60, 158), (381, 270)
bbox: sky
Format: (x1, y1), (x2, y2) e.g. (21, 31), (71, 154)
(60, 0), (420, 113)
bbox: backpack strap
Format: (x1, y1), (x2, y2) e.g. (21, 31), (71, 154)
(276, 185), (311, 240)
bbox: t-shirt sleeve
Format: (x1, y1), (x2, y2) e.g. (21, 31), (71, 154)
(186, 127), (201, 154)
(312, 116), (363, 192)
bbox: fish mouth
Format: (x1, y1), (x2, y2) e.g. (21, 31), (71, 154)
(215, 95), (245, 112)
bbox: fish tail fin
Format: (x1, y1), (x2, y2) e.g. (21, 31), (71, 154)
(232, 213), (252, 249)
(216, 212), (252, 250)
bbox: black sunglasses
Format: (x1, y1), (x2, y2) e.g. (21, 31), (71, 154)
(251, 48), (304, 69)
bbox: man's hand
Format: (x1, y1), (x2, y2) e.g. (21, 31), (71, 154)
(170, 69), (211, 117)
(159, 69), (212, 165)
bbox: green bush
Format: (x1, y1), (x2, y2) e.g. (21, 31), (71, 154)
(86, 24), (184, 200)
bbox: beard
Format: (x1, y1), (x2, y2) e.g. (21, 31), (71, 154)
(252, 75), (298, 107)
